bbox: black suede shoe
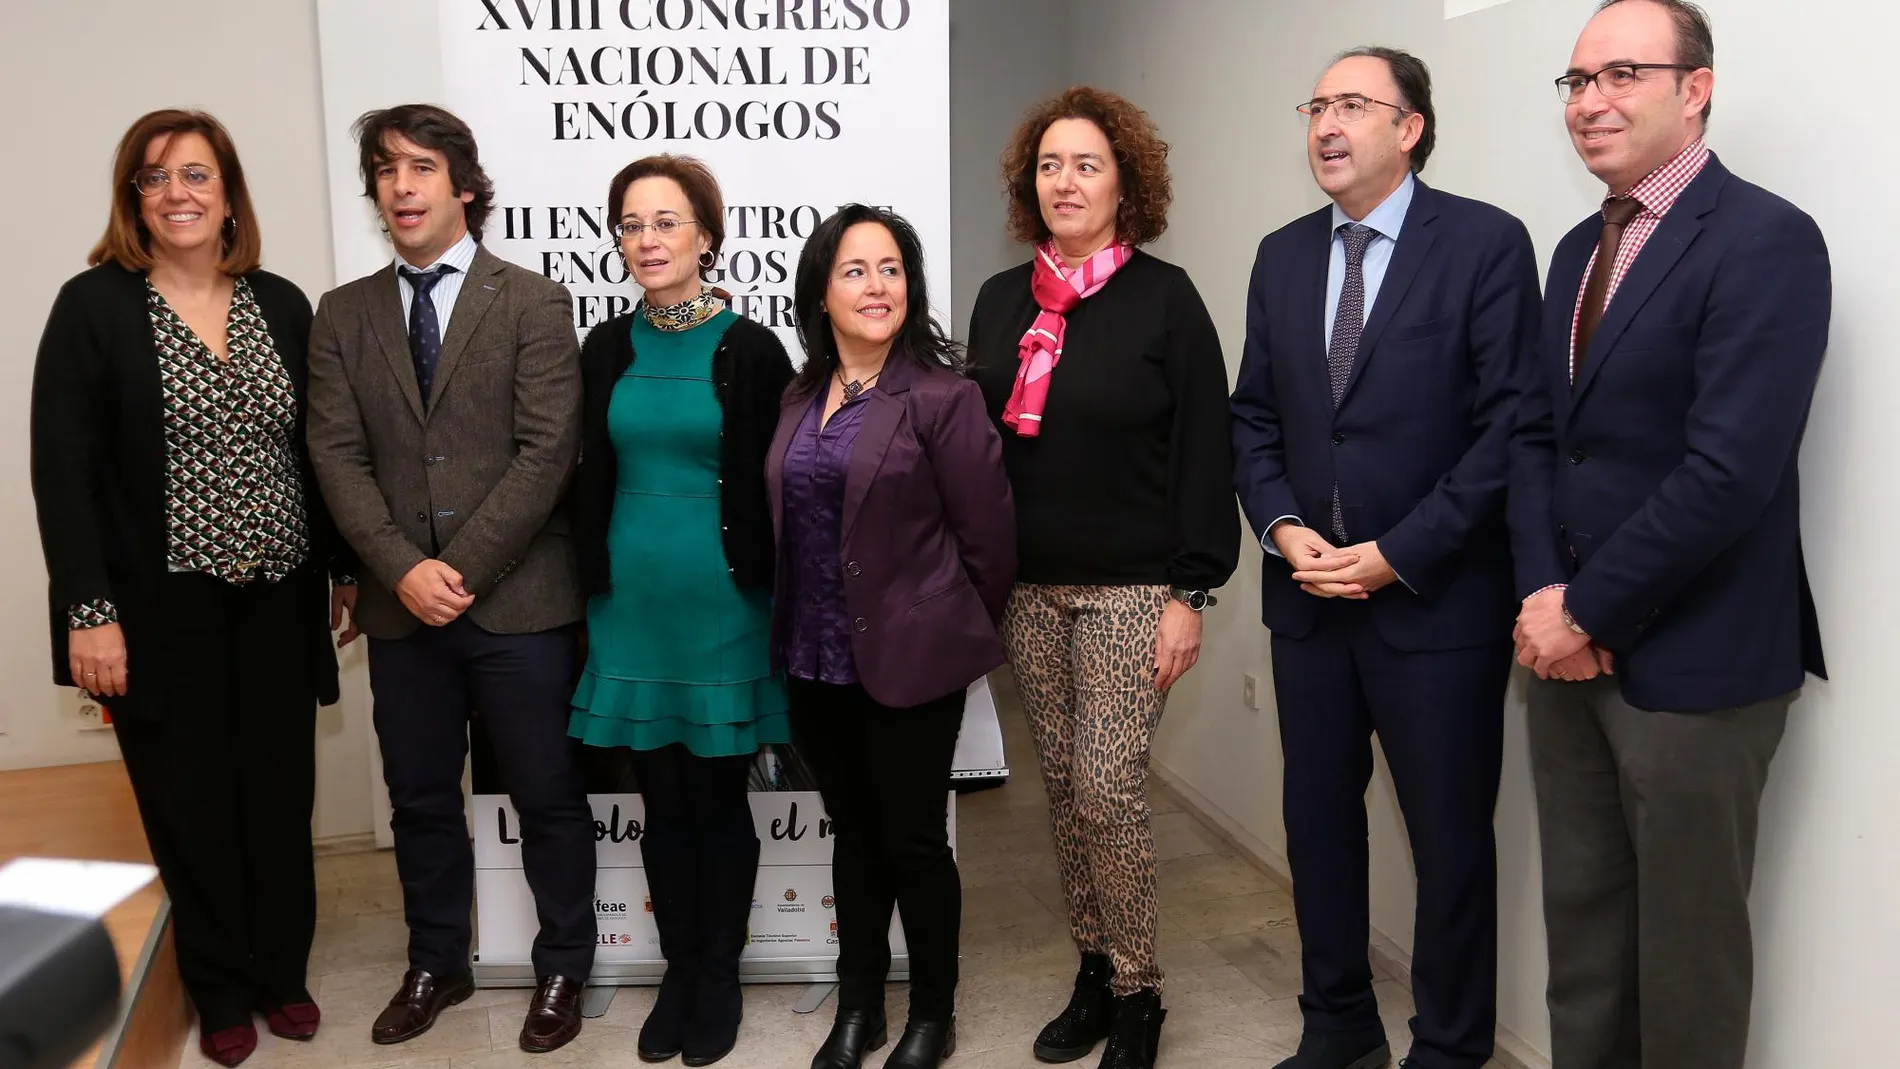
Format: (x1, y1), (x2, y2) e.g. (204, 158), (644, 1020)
(882, 1016), (956, 1069)
(638, 963), (695, 1061)
(1097, 989), (1164, 1069)
(1033, 952), (1115, 1062)
(809, 1007), (887, 1069)
(1270, 1027), (1392, 1069)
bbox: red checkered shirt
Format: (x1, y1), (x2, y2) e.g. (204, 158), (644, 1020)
(1569, 137), (1712, 381)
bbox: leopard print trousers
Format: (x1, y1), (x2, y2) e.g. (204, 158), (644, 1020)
(1003, 583), (1170, 996)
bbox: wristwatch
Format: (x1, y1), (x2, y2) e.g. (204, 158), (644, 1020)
(1561, 602), (1586, 635)
(1170, 588), (1216, 611)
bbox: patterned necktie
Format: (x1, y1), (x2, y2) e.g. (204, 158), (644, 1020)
(401, 264), (457, 402)
(1572, 196), (1642, 387)
(1327, 223), (1375, 542)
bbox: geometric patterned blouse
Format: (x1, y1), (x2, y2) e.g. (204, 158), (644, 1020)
(69, 278), (311, 630)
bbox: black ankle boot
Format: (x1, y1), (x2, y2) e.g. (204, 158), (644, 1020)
(1032, 952), (1115, 1062)
(1096, 988), (1164, 1069)
(809, 1007), (887, 1069)
(882, 1016), (956, 1069)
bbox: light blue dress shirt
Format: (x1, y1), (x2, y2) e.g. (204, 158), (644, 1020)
(395, 231), (479, 337)
(1262, 174), (1418, 592)
(1324, 172), (1415, 341)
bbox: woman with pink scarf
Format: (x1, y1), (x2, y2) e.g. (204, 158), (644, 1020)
(968, 87), (1239, 1069)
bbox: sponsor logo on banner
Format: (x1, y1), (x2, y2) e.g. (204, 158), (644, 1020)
(783, 889), (798, 903)
(596, 898), (630, 915)
(822, 895), (835, 910)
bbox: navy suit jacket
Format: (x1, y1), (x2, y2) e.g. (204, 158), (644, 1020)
(1508, 154), (1830, 712)
(1232, 181), (1540, 651)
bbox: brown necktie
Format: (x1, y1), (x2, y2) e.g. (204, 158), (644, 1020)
(1572, 195), (1643, 387)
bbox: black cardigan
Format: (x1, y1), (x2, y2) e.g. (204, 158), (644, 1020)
(29, 263), (349, 718)
(968, 250), (1240, 591)
(573, 311), (795, 594)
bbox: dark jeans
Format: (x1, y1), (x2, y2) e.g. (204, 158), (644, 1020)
(1271, 599), (1509, 1069)
(1529, 674), (1790, 1069)
(788, 677), (965, 1020)
(368, 618), (596, 981)
(113, 569), (319, 1031)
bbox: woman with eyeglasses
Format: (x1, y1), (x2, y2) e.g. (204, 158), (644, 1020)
(29, 109), (357, 1066)
(568, 154), (793, 1067)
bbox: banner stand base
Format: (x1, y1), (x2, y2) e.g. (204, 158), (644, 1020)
(473, 956), (912, 989)
(791, 982), (836, 1014)
(580, 985), (617, 1019)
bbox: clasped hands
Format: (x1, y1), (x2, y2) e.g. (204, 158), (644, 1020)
(1514, 587), (1613, 682)
(398, 559), (475, 627)
(1270, 523), (1398, 599)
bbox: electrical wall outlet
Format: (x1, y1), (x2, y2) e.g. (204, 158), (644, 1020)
(1242, 673), (1262, 711)
(74, 696), (114, 732)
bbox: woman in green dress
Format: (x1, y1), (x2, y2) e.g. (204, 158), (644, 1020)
(568, 155), (794, 1067)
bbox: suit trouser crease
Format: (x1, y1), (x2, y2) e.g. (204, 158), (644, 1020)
(1528, 674), (1788, 1069)
(1270, 599), (1507, 1068)
(788, 678), (965, 1018)
(369, 619), (597, 980)
(1004, 583), (1168, 997)
(112, 569), (321, 1029)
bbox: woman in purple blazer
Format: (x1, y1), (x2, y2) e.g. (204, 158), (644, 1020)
(766, 204), (1015, 1069)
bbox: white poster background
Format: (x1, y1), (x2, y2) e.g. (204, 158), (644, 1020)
(435, 0), (951, 352)
(473, 791), (956, 968)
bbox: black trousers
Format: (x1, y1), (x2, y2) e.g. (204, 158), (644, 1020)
(112, 570), (319, 1031)
(368, 618), (596, 980)
(1270, 600), (1509, 1069)
(788, 678), (965, 1020)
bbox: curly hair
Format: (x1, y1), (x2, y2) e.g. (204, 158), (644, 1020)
(1000, 86), (1172, 248)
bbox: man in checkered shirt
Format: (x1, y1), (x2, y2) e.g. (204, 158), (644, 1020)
(1509, 3), (1831, 1068)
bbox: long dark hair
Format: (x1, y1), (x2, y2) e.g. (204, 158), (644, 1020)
(791, 204), (965, 393)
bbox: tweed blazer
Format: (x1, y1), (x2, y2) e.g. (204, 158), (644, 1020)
(306, 244), (584, 639)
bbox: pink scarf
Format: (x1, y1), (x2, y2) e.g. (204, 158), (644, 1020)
(1001, 240), (1134, 437)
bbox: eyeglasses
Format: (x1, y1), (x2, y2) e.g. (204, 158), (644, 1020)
(1555, 63), (1700, 103)
(1295, 95), (1411, 125)
(132, 166), (220, 196)
(613, 218), (699, 240)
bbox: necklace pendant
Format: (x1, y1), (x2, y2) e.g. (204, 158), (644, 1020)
(842, 380), (863, 401)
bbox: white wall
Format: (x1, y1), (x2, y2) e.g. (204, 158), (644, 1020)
(1070, 0), (1896, 1064)
(0, 0), (376, 844)
(0, 0), (1067, 845)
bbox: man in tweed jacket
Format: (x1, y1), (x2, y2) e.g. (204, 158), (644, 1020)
(306, 104), (595, 1054)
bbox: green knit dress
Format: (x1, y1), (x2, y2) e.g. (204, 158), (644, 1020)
(568, 309), (789, 757)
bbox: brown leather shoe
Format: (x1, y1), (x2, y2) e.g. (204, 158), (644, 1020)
(370, 968), (475, 1045)
(519, 974), (585, 1053)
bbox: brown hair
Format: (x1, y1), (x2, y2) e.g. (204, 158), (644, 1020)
(1000, 86), (1173, 248)
(606, 155), (728, 279)
(1596, 0), (1716, 125)
(89, 109), (262, 275)
(354, 104), (495, 240)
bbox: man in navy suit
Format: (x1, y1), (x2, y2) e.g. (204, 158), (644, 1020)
(1231, 47), (1539, 1069)
(1510, 3), (1829, 1067)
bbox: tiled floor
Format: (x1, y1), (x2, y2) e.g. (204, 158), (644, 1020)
(181, 673), (1502, 1068)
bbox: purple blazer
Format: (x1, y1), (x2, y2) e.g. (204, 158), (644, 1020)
(767, 354), (1016, 709)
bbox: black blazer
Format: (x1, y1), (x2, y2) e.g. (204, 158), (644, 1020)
(573, 311), (795, 595)
(29, 263), (347, 719)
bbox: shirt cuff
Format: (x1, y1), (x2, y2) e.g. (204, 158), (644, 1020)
(1386, 557), (1417, 595)
(68, 599), (119, 630)
(1525, 583), (1568, 602)
(1260, 516), (1303, 556)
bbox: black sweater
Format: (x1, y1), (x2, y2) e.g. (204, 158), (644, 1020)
(572, 310), (794, 595)
(30, 264), (348, 716)
(968, 250), (1239, 591)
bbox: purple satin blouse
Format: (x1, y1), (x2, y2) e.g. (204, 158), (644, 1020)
(782, 388), (869, 683)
